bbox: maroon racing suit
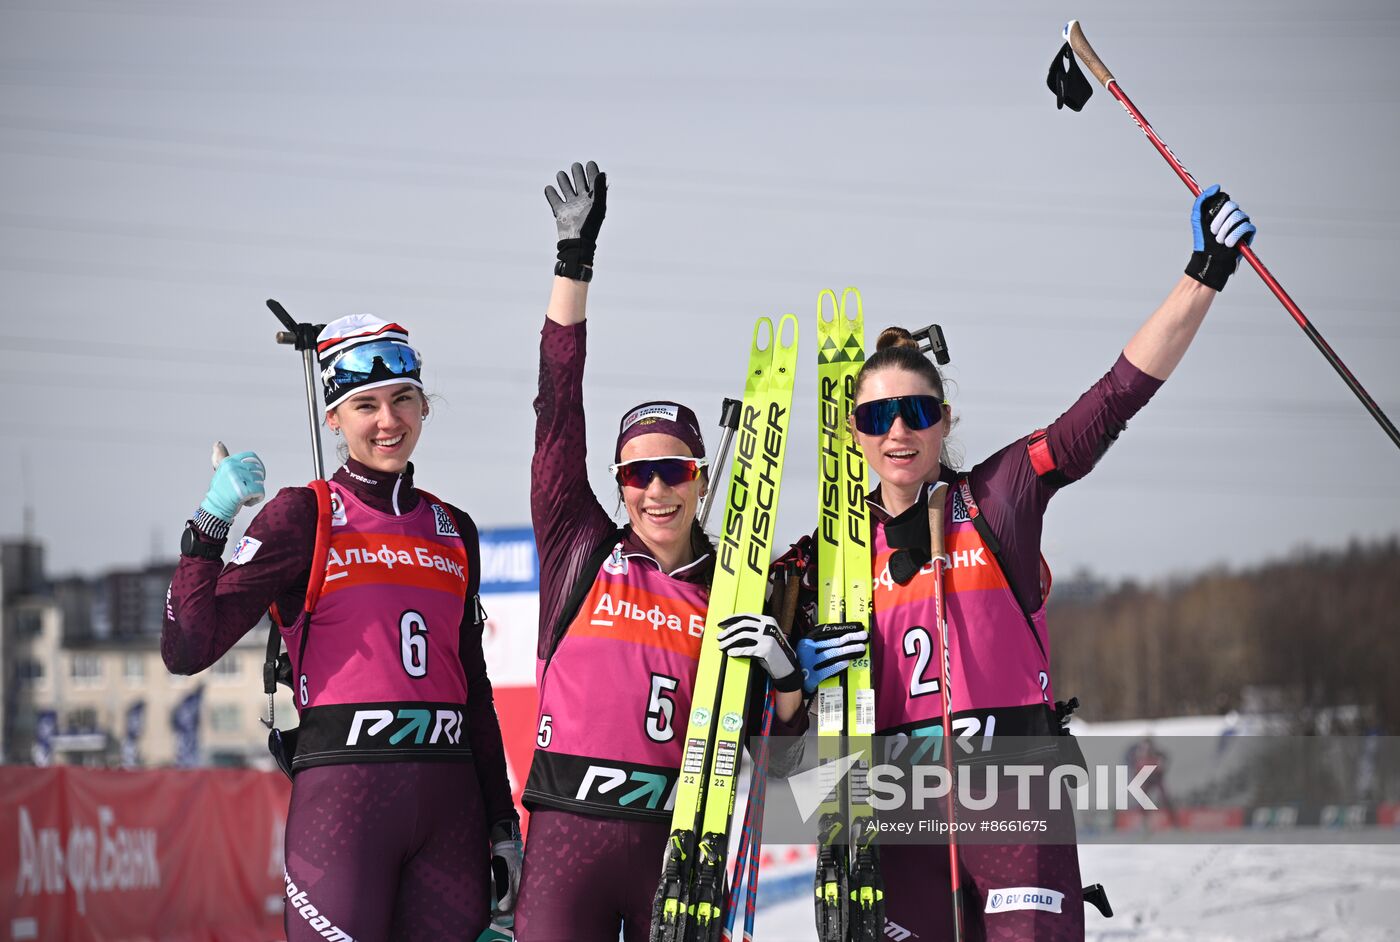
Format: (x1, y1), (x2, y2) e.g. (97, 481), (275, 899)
(516, 317), (808, 942)
(789, 352), (1162, 942)
(163, 458), (517, 941)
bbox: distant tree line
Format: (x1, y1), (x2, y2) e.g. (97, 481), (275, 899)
(1048, 537), (1400, 733)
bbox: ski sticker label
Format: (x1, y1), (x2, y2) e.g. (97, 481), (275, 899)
(818, 686), (844, 734)
(855, 689), (876, 735)
(682, 737), (708, 774)
(714, 741), (738, 777)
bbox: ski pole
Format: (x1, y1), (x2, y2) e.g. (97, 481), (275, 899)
(1055, 20), (1400, 453)
(927, 481), (964, 942)
(722, 563), (798, 941)
(723, 683), (773, 942)
(699, 397), (743, 530)
(267, 299), (328, 481)
(260, 300), (325, 735)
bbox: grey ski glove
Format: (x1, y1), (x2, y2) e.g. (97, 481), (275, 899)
(489, 819), (523, 919)
(545, 160), (607, 282)
(716, 613), (803, 693)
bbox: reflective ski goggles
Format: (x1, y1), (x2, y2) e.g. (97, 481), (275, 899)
(852, 394), (946, 435)
(609, 456), (708, 489)
(321, 340), (423, 390)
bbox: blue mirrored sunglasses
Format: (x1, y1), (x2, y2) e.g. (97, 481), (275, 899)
(852, 395), (945, 435)
(322, 340), (422, 391)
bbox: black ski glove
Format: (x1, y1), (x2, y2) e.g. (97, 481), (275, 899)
(1185, 184), (1256, 291)
(545, 160), (607, 282)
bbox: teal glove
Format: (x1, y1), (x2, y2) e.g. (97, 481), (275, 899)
(199, 442), (266, 523)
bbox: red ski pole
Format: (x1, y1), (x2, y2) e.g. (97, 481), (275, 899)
(1059, 20), (1400, 453)
(927, 481), (964, 941)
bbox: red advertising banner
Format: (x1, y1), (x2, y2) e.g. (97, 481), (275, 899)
(1, 678), (542, 939)
(1, 766), (290, 942)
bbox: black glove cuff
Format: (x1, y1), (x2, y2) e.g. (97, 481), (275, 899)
(555, 238), (595, 283)
(1185, 251), (1233, 292)
(772, 669), (805, 694)
(490, 818), (522, 844)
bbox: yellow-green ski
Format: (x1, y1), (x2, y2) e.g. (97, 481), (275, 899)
(813, 288), (882, 942)
(652, 314), (799, 942)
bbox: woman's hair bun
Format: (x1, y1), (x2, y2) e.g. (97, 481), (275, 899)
(875, 326), (920, 353)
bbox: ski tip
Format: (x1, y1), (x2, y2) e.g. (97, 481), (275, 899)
(838, 286), (864, 327)
(777, 312), (799, 351)
(817, 288), (840, 325)
(751, 316), (773, 353)
(1063, 19), (1078, 40)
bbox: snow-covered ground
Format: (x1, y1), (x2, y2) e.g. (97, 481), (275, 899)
(748, 842), (1400, 941)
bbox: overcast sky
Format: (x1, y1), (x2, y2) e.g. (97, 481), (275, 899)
(2, 0), (1397, 582)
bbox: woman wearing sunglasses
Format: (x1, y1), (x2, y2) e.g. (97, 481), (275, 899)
(515, 161), (807, 942)
(162, 314), (521, 941)
(788, 187), (1257, 941)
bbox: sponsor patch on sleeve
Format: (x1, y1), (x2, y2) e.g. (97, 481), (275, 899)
(330, 492), (347, 527)
(985, 887), (1064, 915)
(601, 542), (629, 575)
(230, 536), (263, 565)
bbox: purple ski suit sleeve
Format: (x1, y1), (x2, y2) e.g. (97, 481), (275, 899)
(531, 317), (622, 660)
(162, 487), (316, 675)
(969, 352), (1164, 612)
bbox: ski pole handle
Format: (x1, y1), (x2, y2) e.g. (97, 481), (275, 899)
(265, 299), (327, 481)
(778, 567), (800, 638)
(1064, 20), (1114, 88)
(267, 298), (300, 333)
(926, 481), (948, 561)
(698, 397), (743, 531)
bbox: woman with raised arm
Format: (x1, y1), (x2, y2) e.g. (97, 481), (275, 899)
(515, 161), (808, 942)
(162, 315), (521, 941)
(786, 186), (1257, 941)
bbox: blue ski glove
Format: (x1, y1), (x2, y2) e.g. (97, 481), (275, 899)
(544, 160), (607, 282)
(716, 613), (804, 693)
(199, 441), (266, 525)
(1186, 184), (1256, 291)
(489, 820), (524, 921)
(796, 623), (870, 695)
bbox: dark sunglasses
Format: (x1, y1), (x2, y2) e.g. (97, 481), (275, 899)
(852, 395), (945, 435)
(609, 456), (708, 489)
